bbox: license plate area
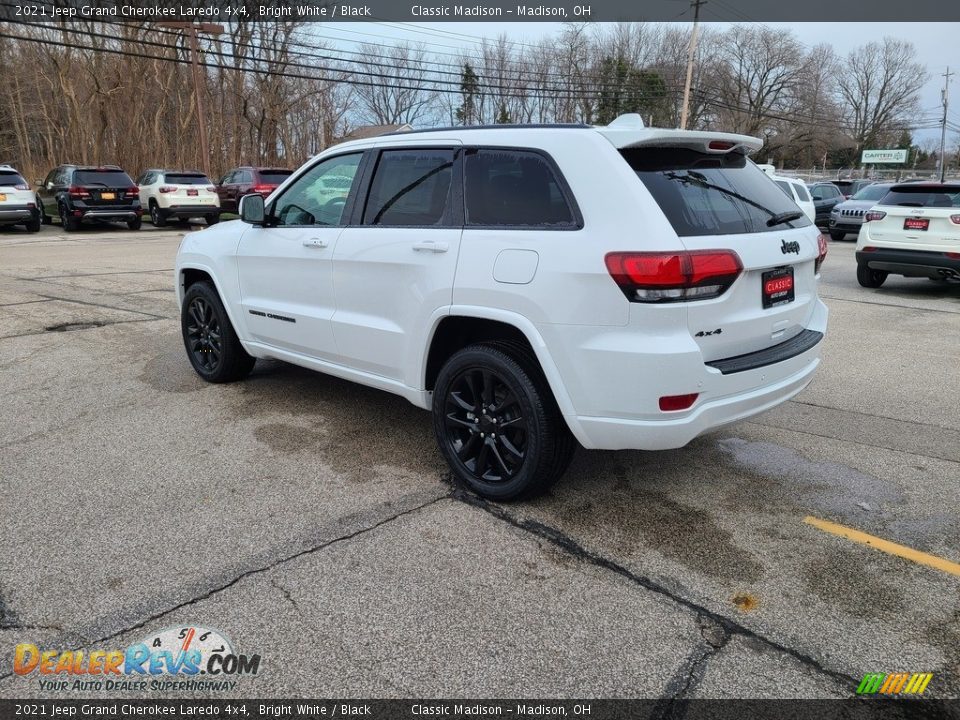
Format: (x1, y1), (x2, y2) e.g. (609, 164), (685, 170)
(904, 217), (929, 231)
(100, 192), (115, 201)
(187, 189), (198, 197)
(762, 266), (795, 309)
(0, 194), (6, 201)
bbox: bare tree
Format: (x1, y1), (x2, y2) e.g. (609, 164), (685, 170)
(354, 42), (435, 126)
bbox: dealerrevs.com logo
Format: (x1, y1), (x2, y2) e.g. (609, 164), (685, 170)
(13, 626), (260, 692)
(856, 673), (934, 696)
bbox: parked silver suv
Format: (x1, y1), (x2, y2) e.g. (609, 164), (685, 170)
(828, 183), (892, 241)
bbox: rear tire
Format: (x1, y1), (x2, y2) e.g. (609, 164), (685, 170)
(59, 203), (79, 232)
(181, 281), (255, 383)
(206, 214), (219, 226)
(150, 202), (167, 227)
(857, 262), (888, 288)
(127, 216), (142, 231)
(432, 343), (574, 501)
(25, 212), (41, 233)
(829, 229), (845, 242)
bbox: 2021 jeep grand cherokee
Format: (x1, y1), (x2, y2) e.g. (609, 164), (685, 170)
(175, 115), (829, 500)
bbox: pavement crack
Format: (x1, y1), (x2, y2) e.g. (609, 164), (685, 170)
(454, 489), (858, 689)
(270, 578), (304, 616)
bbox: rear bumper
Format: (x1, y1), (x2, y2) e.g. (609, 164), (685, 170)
(0, 205), (35, 223)
(856, 248), (960, 279)
(72, 202), (142, 220)
(160, 205), (220, 218)
(829, 218), (863, 233)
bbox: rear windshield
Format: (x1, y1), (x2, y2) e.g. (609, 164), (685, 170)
(0, 171), (27, 187)
(165, 173), (210, 185)
(622, 149), (812, 236)
(74, 170), (134, 187)
(259, 170), (293, 184)
(878, 186), (960, 208)
(852, 185), (890, 201)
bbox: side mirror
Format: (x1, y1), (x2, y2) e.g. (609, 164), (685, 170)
(35, 179), (43, 186)
(239, 193), (265, 225)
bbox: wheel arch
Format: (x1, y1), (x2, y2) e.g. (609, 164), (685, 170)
(176, 263), (247, 346)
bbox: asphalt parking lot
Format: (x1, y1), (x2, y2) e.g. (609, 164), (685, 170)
(0, 221), (958, 700)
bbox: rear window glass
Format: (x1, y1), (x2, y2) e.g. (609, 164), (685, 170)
(362, 149), (454, 226)
(622, 149), (811, 236)
(775, 180), (792, 198)
(0, 171), (27, 187)
(852, 185), (890, 201)
(879, 186), (960, 208)
(258, 170), (293, 184)
(165, 174), (210, 185)
(794, 184), (811, 202)
(74, 171), (134, 187)
(464, 149), (577, 227)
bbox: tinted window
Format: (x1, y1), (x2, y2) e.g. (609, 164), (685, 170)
(852, 185), (890, 201)
(774, 180), (792, 198)
(259, 170), (293, 184)
(362, 149), (454, 227)
(794, 184), (811, 202)
(0, 171), (27, 187)
(878, 186), (960, 208)
(273, 153), (362, 226)
(74, 170), (134, 187)
(623, 148), (811, 236)
(165, 173), (211, 185)
(236, 170), (253, 184)
(464, 149), (576, 227)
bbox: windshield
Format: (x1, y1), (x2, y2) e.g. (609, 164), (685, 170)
(165, 174), (211, 185)
(74, 170), (133, 187)
(852, 185), (889, 201)
(621, 148), (811, 236)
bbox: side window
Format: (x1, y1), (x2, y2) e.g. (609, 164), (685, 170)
(236, 170), (253, 184)
(272, 153), (362, 227)
(464, 148), (576, 227)
(774, 180), (792, 199)
(794, 184), (811, 202)
(361, 149), (455, 227)
(43, 170), (56, 186)
(810, 186), (823, 200)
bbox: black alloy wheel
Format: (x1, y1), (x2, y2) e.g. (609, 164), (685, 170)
(184, 296), (222, 373)
(444, 366), (528, 483)
(180, 281), (256, 383)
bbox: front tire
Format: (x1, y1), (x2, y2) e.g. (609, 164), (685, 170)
(59, 203), (79, 232)
(857, 262), (888, 288)
(181, 281), (255, 383)
(432, 343), (574, 501)
(829, 229), (846, 242)
(38, 200), (52, 225)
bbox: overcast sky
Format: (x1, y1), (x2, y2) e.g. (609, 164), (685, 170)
(325, 21), (960, 145)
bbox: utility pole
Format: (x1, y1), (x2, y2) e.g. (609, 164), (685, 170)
(679, 0), (706, 130)
(157, 22), (224, 178)
(938, 67), (953, 183)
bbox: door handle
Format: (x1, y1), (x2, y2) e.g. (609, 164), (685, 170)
(412, 240), (449, 253)
(303, 238), (329, 249)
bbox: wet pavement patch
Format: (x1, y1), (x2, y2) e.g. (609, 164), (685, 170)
(44, 321), (106, 332)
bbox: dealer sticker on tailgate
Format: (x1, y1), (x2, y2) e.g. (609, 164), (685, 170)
(762, 266), (795, 309)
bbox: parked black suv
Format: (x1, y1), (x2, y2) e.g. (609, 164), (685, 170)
(36, 165), (143, 231)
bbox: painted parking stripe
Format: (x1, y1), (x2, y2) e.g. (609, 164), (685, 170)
(804, 516), (960, 577)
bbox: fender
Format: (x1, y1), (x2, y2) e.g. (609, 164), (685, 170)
(175, 260), (250, 350)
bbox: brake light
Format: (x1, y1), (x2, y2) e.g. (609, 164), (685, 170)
(68, 186), (90, 199)
(947, 252), (960, 259)
(158, 186), (177, 193)
(864, 211), (886, 222)
(605, 250), (743, 303)
(206, 186), (216, 192)
(251, 185), (275, 194)
(815, 233), (828, 274)
(950, 215), (960, 225)
(15, 183), (29, 190)
(708, 140), (735, 151)
(659, 393), (699, 412)
(861, 246), (878, 252)
(125, 187), (139, 198)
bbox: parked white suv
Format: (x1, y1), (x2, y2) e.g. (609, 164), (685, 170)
(0, 165), (40, 232)
(175, 115), (829, 500)
(137, 169), (220, 227)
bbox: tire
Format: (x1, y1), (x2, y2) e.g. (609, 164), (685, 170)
(206, 214), (219, 226)
(24, 212), (41, 233)
(432, 343), (575, 501)
(181, 281), (255, 383)
(857, 262), (888, 288)
(127, 216), (142, 231)
(38, 200), (52, 225)
(59, 203), (79, 232)
(150, 202), (167, 227)
(829, 229), (845, 242)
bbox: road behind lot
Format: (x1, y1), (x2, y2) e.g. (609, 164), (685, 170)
(0, 222), (958, 699)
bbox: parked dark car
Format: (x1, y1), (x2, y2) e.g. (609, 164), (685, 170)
(807, 182), (845, 228)
(215, 167), (293, 213)
(36, 164), (142, 231)
(831, 179), (874, 199)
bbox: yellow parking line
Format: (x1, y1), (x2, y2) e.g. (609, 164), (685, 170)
(804, 516), (960, 577)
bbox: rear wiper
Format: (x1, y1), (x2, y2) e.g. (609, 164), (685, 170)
(664, 171), (799, 226)
(767, 210), (804, 227)
(896, 202), (923, 207)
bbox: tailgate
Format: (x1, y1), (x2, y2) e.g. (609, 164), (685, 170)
(867, 207), (960, 252)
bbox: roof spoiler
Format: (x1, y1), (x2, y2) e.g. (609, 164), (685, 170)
(595, 114), (763, 154)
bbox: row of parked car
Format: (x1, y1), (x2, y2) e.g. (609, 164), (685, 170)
(0, 163), (294, 232)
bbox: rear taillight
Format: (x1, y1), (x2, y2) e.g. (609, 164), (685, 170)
(861, 246), (878, 252)
(68, 186), (90, 199)
(125, 187), (139, 198)
(864, 211), (886, 222)
(950, 215), (960, 225)
(708, 140), (735, 151)
(15, 183), (29, 190)
(158, 186), (176, 194)
(815, 233), (828, 274)
(659, 393), (699, 412)
(205, 186), (216, 192)
(251, 184), (275, 194)
(605, 250), (743, 303)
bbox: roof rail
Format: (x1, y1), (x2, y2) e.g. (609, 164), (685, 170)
(382, 122), (592, 136)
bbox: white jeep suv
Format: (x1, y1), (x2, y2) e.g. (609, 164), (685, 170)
(0, 165), (41, 232)
(138, 169), (220, 227)
(175, 115), (829, 500)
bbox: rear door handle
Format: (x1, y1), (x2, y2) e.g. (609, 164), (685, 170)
(412, 240), (449, 253)
(303, 238), (329, 248)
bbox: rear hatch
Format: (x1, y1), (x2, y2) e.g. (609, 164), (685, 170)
(865, 185), (960, 251)
(162, 173), (218, 205)
(619, 144), (823, 362)
(73, 169), (137, 207)
(254, 169), (294, 194)
(0, 169), (33, 206)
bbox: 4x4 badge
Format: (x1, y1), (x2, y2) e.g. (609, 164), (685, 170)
(781, 239), (800, 254)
